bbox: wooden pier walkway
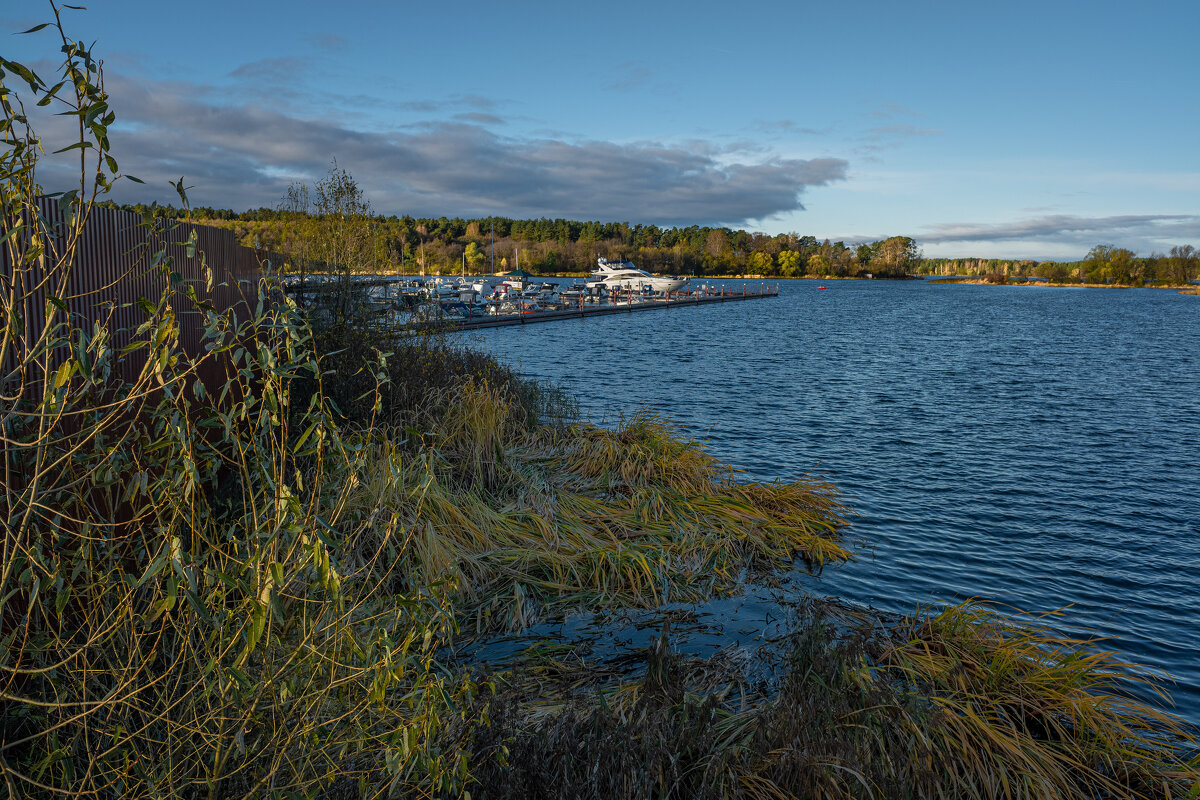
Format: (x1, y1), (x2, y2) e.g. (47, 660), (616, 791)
(422, 283), (779, 331)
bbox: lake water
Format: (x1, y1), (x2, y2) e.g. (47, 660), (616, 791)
(471, 278), (1200, 723)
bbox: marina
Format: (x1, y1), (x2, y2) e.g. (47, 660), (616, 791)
(284, 256), (780, 330)
(424, 281), (779, 330)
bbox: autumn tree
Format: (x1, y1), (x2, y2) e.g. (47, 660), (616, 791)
(705, 228), (730, 258)
(311, 161), (374, 277)
(777, 250), (801, 277)
(872, 236), (921, 277)
(1167, 245), (1198, 284)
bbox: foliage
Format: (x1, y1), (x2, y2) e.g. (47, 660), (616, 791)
(1, 12), (471, 797)
(350, 399), (851, 633)
(919, 246), (1200, 285)
(100, 198), (892, 279)
(877, 603), (1199, 799)
(460, 601), (1199, 799)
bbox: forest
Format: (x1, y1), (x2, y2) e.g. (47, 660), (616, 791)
(918, 244), (1200, 285)
(100, 198), (922, 278)
(102, 195), (1200, 285)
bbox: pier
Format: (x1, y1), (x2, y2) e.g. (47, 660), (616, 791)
(415, 283), (780, 331)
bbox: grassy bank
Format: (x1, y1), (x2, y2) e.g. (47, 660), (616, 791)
(4, 17), (1199, 798)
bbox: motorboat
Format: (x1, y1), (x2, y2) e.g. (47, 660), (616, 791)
(560, 280), (587, 302)
(587, 257), (689, 294)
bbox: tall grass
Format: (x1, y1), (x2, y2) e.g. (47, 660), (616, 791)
(876, 603), (1199, 799)
(1, 17), (473, 796)
(4, 9), (1197, 799)
(345, 382), (851, 632)
(461, 601), (1199, 800)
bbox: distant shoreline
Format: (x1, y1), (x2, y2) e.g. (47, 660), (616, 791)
(929, 277), (1198, 293)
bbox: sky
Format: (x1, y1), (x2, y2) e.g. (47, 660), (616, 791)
(4, 0), (1199, 259)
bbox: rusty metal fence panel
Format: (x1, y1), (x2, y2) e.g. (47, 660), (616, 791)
(2, 201), (287, 392)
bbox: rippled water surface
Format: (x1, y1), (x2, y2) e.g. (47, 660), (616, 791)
(473, 279), (1200, 721)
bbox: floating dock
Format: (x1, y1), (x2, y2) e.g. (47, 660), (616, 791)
(416, 283), (780, 331)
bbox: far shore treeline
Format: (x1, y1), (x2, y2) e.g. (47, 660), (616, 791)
(101, 201), (1200, 285)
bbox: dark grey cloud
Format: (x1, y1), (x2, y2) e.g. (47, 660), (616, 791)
(31, 72), (847, 226)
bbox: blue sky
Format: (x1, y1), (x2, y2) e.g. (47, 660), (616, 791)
(5, 0), (1198, 259)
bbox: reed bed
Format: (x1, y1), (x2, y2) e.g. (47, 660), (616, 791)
(460, 601), (1199, 800)
(348, 380), (852, 633)
(875, 603), (1199, 799)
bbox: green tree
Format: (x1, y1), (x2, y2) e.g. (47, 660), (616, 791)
(747, 250), (774, 275)
(777, 249), (801, 276)
(464, 240), (484, 273)
(1085, 244), (1137, 284)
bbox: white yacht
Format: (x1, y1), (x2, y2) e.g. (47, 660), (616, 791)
(587, 257), (689, 294)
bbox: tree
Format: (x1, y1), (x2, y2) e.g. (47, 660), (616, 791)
(747, 250), (774, 275)
(464, 241), (484, 273)
(311, 160), (373, 277)
(1167, 245), (1198, 284)
(777, 250), (801, 276)
(1085, 244), (1137, 284)
(856, 242), (877, 266)
(872, 236), (921, 277)
(705, 228), (730, 258)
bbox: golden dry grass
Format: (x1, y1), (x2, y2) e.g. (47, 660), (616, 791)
(347, 380), (851, 632)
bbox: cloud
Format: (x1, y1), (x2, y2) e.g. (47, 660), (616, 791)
(395, 94), (500, 114)
(864, 124), (941, 139)
(453, 112), (504, 125)
(868, 103), (922, 120)
(229, 57), (309, 82)
(606, 62), (653, 92)
(310, 34), (348, 52)
(454, 94), (496, 110)
(754, 120), (831, 136)
(31, 72), (847, 226)
(397, 99), (443, 112)
(920, 214), (1200, 254)
(856, 123), (942, 155)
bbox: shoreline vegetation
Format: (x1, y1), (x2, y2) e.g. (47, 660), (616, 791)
(930, 277), (1199, 291)
(4, 12), (1200, 798)
(101, 205), (1199, 287)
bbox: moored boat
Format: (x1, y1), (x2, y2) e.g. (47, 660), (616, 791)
(586, 257), (689, 294)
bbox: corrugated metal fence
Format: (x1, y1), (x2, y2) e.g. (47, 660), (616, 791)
(3, 201), (286, 389)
